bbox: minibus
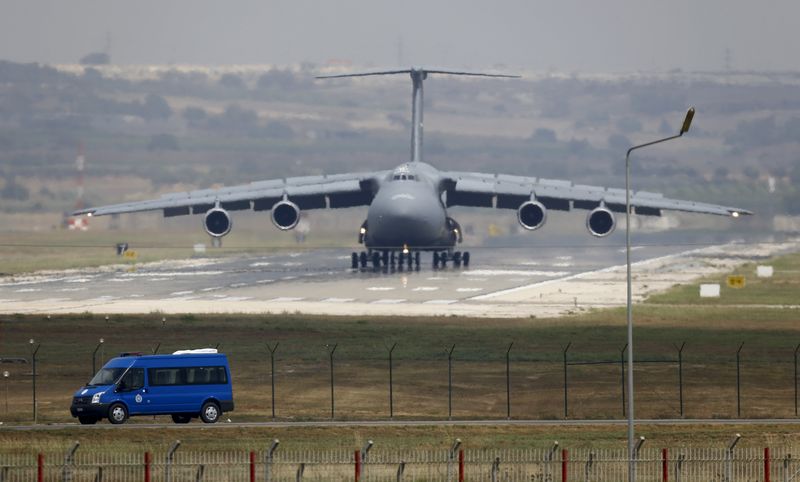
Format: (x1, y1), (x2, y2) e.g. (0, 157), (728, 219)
(70, 349), (234, 425)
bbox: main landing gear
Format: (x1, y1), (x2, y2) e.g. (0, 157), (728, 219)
(351, 250), (421, 270)
(432, 250), (470, 269)
(350, 250), (470, 270)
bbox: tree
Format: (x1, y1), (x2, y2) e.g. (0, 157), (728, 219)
(529, 128), (557, 144)
(139, 94), (172, 120)
(1, 176), (29, 201)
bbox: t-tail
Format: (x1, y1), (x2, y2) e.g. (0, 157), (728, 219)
(316, 68), (520, 164)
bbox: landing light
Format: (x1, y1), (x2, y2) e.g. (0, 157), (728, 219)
(402, 245), (409, 255)
(731, 211), (740, 218)
(360, 227), (366, 234)
(87, 213), (93, 217)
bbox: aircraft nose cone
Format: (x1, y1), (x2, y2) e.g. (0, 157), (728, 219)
(367, 194), (445, 247)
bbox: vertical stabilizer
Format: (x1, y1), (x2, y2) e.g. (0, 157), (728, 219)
(317, 68), (519, 164)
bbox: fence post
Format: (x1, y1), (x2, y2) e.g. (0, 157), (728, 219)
(561, 449), (568, 482)
(296, 463), (305, 482)
(620, 343), (627, 417)
(447, 439), (461, 482)
(250, 451), (256, 482)
(736, 342), (744, 417)
(584, 452), (594, 482)
(387, 342), (397, 419)
(30, 341), (40, 424)
(94, 466), (103, 482)
(360, 440), (373, 481)
(327, 344), (337, 420)
(144, 452), (151, 482)
(37, 453), (43, 482)
(675, 454), (684, 482)
(267, 343), (279, 419)
(765, 447), (770, 482)
(725, 433), (741, 482)
(506, 342), (513, 420)
(396, 461), (405, 482)
(794, 344), (799, 417)
(563, 343), (571, 419)
(447, 344), (455, 420)
(676, 342), (686, 417)
(195, 465), (205, 482)
(354, 450), (361, 482)
(783, 454), (791, 482)
(662, 448), (668, 482)
(61, 441), (80, 482)
(265, 439), (279, 482)
(165, 440), (181, 482)
(459, 449), (464, 482)
(491, 457), (500, 482)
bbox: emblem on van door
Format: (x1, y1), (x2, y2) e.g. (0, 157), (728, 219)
(135, 394), (143, 403)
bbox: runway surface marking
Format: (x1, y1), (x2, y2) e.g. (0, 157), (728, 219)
(372, 299), (407, 304)
(322, 298), (355, 303)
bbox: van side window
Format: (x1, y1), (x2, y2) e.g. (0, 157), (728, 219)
(148, 368), (186, 386)
(119, 368), (144, 390)
(148, 366), (228, 386)
(186, 366), (228, 385)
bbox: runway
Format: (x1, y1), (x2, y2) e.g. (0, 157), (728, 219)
(0, 236), (796, 317)
(4, 418), (800, 431)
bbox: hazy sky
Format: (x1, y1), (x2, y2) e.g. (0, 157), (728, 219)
(1, 0), (797, 72)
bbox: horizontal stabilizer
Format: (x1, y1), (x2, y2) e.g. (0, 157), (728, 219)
(316, 67), (520, 80)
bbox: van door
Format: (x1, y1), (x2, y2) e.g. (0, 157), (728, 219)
(146, 367), (194, 413)
(115, 368), (147, 415)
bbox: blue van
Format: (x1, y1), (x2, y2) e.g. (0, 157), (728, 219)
(70, 349), (234, 425)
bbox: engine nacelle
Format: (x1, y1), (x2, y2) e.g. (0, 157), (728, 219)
(586, 206), (616, 237)
(271, 200), (300, 230)
(517, 200), (547, 231)
(203, 207), (232, 237)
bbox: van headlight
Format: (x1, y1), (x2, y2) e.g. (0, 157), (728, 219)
(91, 392), (104, 404)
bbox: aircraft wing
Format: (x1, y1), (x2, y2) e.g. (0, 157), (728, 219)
(440, 171), (752, 217)
(73, 171), (389, 218)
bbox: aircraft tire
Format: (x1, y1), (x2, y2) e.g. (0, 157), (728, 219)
(351, 253), (358, 269)
(463, 251), (470, 266)
(372, 252), (380, 268)
(359, 252), (368, 268)
(433, 252), (439, 267)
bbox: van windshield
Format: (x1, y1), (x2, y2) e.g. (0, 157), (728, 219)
(88, 367), (127, 386)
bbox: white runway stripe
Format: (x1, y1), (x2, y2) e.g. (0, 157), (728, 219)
(424, 299), (458, 305)
(267, 297), (304, 302)
(456, 287), (483, 292)
(367, 287), (395, 291)
(371, 299), (406, 304)
(322, 298), (355, 303)
(170, 290), (194, 296)
(412, 286), (439, 292)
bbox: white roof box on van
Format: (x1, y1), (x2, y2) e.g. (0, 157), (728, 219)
(172, 348), (219, 355)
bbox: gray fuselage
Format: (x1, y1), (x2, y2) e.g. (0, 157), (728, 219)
(364, 162), (454, 250)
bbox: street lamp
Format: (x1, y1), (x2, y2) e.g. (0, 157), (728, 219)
(625, 107), (694, 482)
(92, 338), (105, 376)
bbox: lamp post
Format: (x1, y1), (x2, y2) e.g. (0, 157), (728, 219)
(92, 338), (104, 376)
(625, 107), (694, 482)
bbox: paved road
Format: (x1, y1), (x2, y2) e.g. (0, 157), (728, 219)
(4, 418), (800, 431)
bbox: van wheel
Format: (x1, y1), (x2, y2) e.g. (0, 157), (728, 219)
(200, 401), (220, 423)
(108, 403), (128, 424)
(171, 414), (191, 424)
(78, 416), (98, 425)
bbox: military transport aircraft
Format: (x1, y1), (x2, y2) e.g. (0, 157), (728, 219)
(74, 68), (751, 269)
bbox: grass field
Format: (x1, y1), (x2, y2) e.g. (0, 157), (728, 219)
(0, 252), (798, 454)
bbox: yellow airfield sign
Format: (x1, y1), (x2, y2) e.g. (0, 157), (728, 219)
(123, 250), (138, 260)
(726, 275), (746, 289)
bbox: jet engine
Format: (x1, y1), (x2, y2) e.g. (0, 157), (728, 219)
(271, 200), (300, 230)
(517, 200), (547, 231)
(586, 206), (616, 237)
(204, 207), (232, 237)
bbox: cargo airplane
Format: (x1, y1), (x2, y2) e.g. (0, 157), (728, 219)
(74, 68), (751, 269)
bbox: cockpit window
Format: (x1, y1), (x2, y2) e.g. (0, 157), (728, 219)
(392, 174), (416, 181)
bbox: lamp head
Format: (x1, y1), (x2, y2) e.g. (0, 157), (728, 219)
(680, 107), (695, 135)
